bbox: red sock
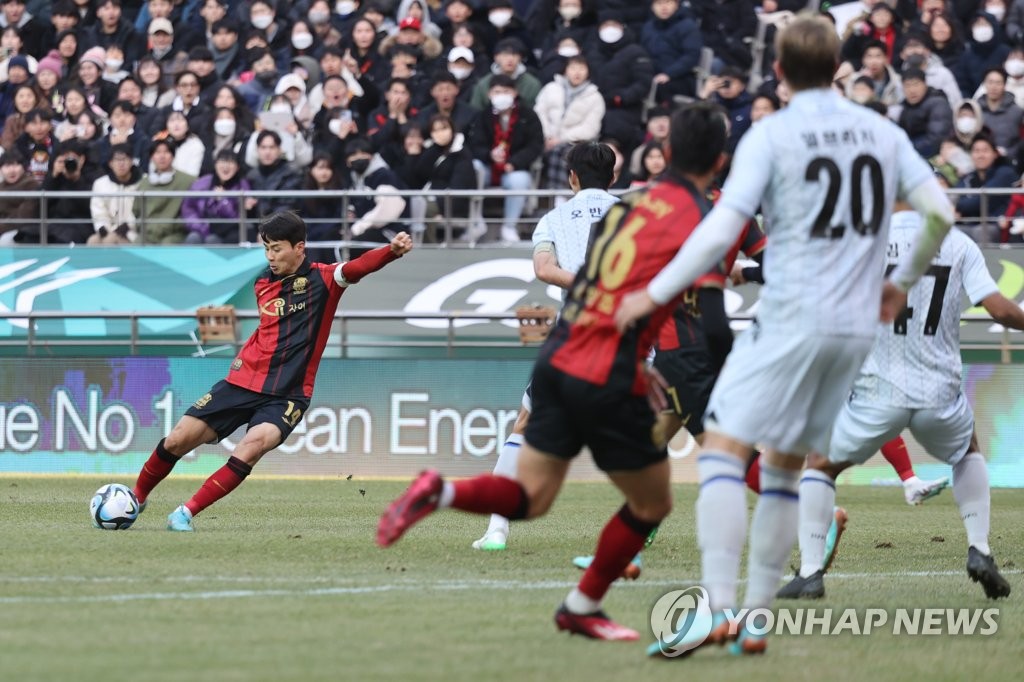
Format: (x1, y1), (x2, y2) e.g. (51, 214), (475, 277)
(881, 436), (914, 481)
(451, 475), (529, 519)
(745, 453), (761, 494)
(133, 439), (180, 503)
(579, 505), (658, 602)
(185, 457), (252, 516)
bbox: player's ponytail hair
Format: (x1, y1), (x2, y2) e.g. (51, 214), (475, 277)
(668, 101), (727, 177)
(259, 210), (307, 246)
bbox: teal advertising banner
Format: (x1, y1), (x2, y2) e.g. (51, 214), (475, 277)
(0, 357), (1022, 487)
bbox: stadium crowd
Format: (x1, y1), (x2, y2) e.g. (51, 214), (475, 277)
(0, 0), (1022, 245)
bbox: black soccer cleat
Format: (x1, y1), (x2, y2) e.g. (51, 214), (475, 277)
(966, 546), (1011, 599)
(776, 570), (825, 599)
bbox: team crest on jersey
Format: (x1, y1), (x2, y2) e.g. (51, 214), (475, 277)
(193, 393), (212, 409)
(260, 297), (286, 316)
(231, 358), (242, 371)
(293, 277), (308, 294)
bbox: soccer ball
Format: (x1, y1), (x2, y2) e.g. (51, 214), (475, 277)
(90, 483), (140, 530)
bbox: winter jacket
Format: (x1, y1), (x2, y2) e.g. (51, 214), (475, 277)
(470, 62), (544, 112)
(90, 166), (144, 241)
(692, 0), (757, 69)
(586, 29), (654, 152)
(956, 13), (1012, 97)
(977, 91), (1024, 161)
(246, 158), (302, 218)
(32, 167), (100, 244)
(641, 6), (702, 89)
(534, 76), (605, 144)
(468, 100), (544, 173)
(896, 87), (954, 158)
(0, 173), (39, 236)
(180, 173), (253, 241)
(955, 156), (1018, 219)
(134, 170), (197, 244)
(413, 134), (477, 216)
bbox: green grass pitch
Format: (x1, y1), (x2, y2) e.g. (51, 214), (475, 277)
(1, 477), (1021, 682)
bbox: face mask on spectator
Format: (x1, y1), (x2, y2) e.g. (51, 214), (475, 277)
(349, 157), (370, 174)
(270, 103), (292, 114)
(309, 10), (330, 24)
(973, 25), (994, 42)
(557, 46), (579, 58)
(252, 14), (273, 30)
(559, 6), (581, 21)
(1006, 58), (1024, 77)
(490, 93), (514, 111)
(599, 26), (623, 43)
(336, 1), (356, 15)
(956, 116), (976, 134)
(214, 119), (236, 136)
(449, 65), (472, 80)
(105, 58), (123, 71)
(292, 32), (314, 50)
(986, 5), (1006, 21)
(257, 69), (279, 85)
(329, 118), (344, 135)
(489, 10), (513, 28)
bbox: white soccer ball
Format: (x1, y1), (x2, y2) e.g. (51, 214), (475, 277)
(90, 483), (140, 530)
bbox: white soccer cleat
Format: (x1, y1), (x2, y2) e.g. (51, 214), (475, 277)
(471, 529), (508, 551)
(903, 476), (950, 506)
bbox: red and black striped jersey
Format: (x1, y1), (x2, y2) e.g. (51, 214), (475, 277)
(543, 174), (710, 396)
(226, 246), (400, 400)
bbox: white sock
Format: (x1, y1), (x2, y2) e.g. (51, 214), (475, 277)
(438, 481), (455, 508)
(484, 434), (523, 536)
(564, 587), (601, 615)
(798, 470), (836, 578)
(744, 465), (801, 609)
(696, 453), (749, 611)
(953, 452), (991, 556)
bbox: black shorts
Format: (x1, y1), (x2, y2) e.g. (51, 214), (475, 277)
(652, 345), (719, 437)
(185, 380), (310, 443)
(525, 360), (666, 472)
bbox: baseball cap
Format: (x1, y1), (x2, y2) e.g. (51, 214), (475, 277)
(149, 17), (174, 35)
(447, 46), (475, 64)
(398, 16), (422, 31)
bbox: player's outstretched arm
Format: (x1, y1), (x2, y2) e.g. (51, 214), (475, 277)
(337, 232), (413, 286)
(890, 180), (955, 292)
(981, 293), (1024, 331)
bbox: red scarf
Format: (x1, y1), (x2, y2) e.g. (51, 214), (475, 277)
(490, 104), (519, 185)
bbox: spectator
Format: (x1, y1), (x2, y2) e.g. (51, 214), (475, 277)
(186, 46), (223, 103)
(481, 0), (533, 58)
(954, 99), (986, 146)
(157, 69), (209, 125)
(928, 12), (964, 74)
(692, 0), (756, 70)
(0, 52), (31, 122)
(412, 113), (476, 241)
(209, 18), (244, 80)
(84, 0), (145, 67)
(289, 19), (321, 62)
(198, 106), (249, 175)
(446, 45), (483, 103)
(133, 138), (195, 244)
(181, 148), (251, 244)
(238, 47), (278, 110)
(41, 2), (80, 59)
(415, 70), (478, 136)
(954, 132), (1018, 241)
(307, 1), (344, 50)
(957, 12), (1011, 97)
(0, 83), (43, 151)
(437, 0), (481, 49)
(0, 25), (37, 82)
(931, 137), (974, 186)
(248, 0), (293, 69)
(628, 140), (666, 188)
(207, 84), (257, 141)
(367, 77), (419, 158)
(74, 103), (123, 167)
(12, 107), (53, 182)
(993, 45), (1024, 106)
(395, 0), (443, 41)
(378, 15), (444, 73)
(53, 28), (79, 75)
(31, 139), (97, 243)
(0, 0), (46, 59)
(340, 135), (408, 246)
(699, 65), (752, 153)
(116, 75), (160, 134)
(179, 0), (228, 52)
(627, 105), (669, 176)
(89, 142), (142, 244)
(74, 45), (117, 115)
(841, 2), (903, 70)
(34, 51), (63, 110)
(100, 43), (130, 84)
(846, 39), (903, 113)
(899, 31), (963, 110)
(894, 66), (954, 159)
(157, 109), (206, 177)
(274, 72), (313, 132)
(470, 37), (541, 110)
(301, 149), (346, 262)
(534, 55), (605, 190)
(748, 91), (780, 126)
(245, 129), (301, 221)
(469, 73), (543, 243)
(0, 149), (38, 245)
(137, 56), (167, 107)
(586, 10), (654, 154)
(977, 67), (1024, 160)
(524, 0), (596, 56)
(245, 94), (312, 168)
(536, 32), (583, 85)
(998, 171), (1024, 243)
(642, 0), (702, 103)
(348, 17), (387, 87)
(312, 103), (360, 172)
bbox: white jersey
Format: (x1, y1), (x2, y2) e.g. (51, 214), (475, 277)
(720, 89), (934, 337)
(855, 212), (998, 408)
(531, 188), (619, 278)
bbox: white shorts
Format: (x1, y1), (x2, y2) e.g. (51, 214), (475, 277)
(521, 381), (532, 413)
(828, 392), (975, 467)
(705, 327), (873, 455)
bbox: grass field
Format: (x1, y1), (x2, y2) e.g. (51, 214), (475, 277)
(1, 477), (1021, 682)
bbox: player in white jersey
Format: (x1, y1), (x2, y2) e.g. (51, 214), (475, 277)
(777, 208), (1017, 601)
(615, 15), (955, 656)
(472, 142), (619, 551)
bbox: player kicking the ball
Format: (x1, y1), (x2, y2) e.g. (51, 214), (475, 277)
(615, 14), (953, 655)
(130, 211), (412, 531)
(379, 103), (730, 641)
(777, 204), (1017, 601)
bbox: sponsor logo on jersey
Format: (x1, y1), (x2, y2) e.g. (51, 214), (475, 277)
(260, 298), (286, 317)
(193, 393), (213, 409)
(293, 277), (308, 294)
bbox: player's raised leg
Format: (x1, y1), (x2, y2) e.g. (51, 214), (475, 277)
(881, 435), (949, 505)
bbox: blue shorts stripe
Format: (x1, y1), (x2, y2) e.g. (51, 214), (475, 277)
(503, 442), (521, 448)
(800, 476), (835, 490)
(760, 489), (799, 501)
(700, 475), (746, 488)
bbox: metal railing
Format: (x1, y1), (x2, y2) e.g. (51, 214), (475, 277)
(2, 187), (1020, 250)
(0, 310), (1019, 361)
